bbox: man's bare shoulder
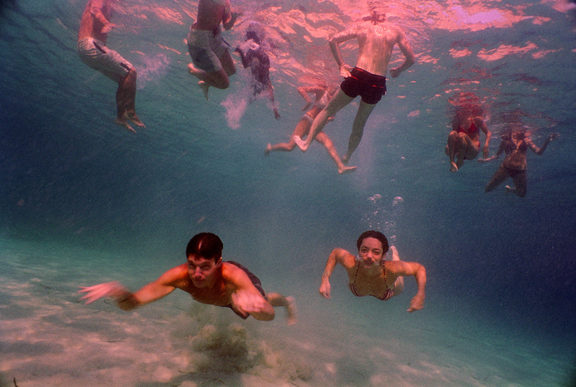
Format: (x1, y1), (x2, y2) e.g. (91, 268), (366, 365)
(382, 22), (406, 37)
(221, 262), (246, 282)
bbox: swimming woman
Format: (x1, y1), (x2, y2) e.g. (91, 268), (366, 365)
(445, 103), (492, 172)
(481, 124), (557, 197)
(319, 230), (426, 312)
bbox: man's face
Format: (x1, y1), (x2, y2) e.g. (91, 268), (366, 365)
(187, 254), (221, 287)
(358, 237), (385, 268)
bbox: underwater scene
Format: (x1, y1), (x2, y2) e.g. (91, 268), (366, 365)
(1, 0), (575, 386)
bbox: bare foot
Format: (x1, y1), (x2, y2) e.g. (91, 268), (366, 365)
(390, 245), (400, 261)
(505, 185), (515, 193)
(127, 112), (145, 128)
(187, 62), (202, 77)
(115, 118), (136, 134)
(285, 296), (297, 325)
(293, 135), (308, 152)
(198, 81), (210, 100)
(450, 161), (459, 172)
(265, 143), (272, 156)
(338, 165), (357, 174)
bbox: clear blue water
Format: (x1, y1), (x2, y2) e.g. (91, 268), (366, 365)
(1, 0), (575, 385)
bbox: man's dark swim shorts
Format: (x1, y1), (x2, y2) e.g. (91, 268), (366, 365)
(340, 67), (387, 105)
(226, 261), (266, 319)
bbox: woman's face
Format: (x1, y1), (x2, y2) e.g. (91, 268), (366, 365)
(358, 237), (385, 268)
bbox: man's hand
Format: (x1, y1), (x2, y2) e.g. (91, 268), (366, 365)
(231, 291), (270, 317)
(79, 281), (128, 304)
(101, 22), (115, 34)
(339, 64), (352, 78)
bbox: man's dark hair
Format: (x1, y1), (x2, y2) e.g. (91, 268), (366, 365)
(356, 230), (389, 253)
(186, 232), (223, 261)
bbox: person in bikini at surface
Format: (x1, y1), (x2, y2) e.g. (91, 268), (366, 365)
(481, 121), (558, 197)
(187, 0), (240, 99)
(294, 5), (415, 164)
(77, 0), (145, 133)
(265, 82), (357, 174)
(80, 232), (297, 325)
(319, 230), (426, 312)
(445, 103), (492, 172)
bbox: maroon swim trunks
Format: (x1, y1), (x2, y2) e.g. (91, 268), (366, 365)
(340, 67), (387, 105)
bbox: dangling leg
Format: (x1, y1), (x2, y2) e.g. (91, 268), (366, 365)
(123, 69), (145, 128)
(343, 101), (376, 163)
(316, 132), (357, 174)
(294, 90), (353, 151)
(485, 165), (509, 193)
(266, 292), (297, 325)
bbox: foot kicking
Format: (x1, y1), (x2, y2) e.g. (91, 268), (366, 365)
(264, 143), (272, 156)
(115, 117), (137, 134)
(293, 135), (309, 151)
(127, 112), (145, 128)
(285, 296), (297, 326)
(198, 81), (210, 100)
(390, 245), (400, 261)
(338, 165), (357, 174)
(450, 161), (459, 172)
(187, 63), (210, 100)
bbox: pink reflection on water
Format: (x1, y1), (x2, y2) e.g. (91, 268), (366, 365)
(478, 42), (538, 61)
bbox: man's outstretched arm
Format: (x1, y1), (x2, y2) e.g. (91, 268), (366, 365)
(79, 265), (182, 310)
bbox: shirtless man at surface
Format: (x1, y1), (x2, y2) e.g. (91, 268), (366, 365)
(80, 233), (296, 325)
(77, 0), (145, 133)
(294, 6), (415, 163)
(187, 0), (239, 99)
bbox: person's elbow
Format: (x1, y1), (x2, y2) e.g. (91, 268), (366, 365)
(405, 54), (416, 68)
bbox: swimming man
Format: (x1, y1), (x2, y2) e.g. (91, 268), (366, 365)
(294, 6), (415, 164)
(187, 0), (240, 99)
(80, 232), (296, 324)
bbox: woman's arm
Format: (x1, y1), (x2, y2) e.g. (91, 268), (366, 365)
(319, 248), (350, 298)
(387, 261), (427, 312)
(528, 133), (557, 155)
